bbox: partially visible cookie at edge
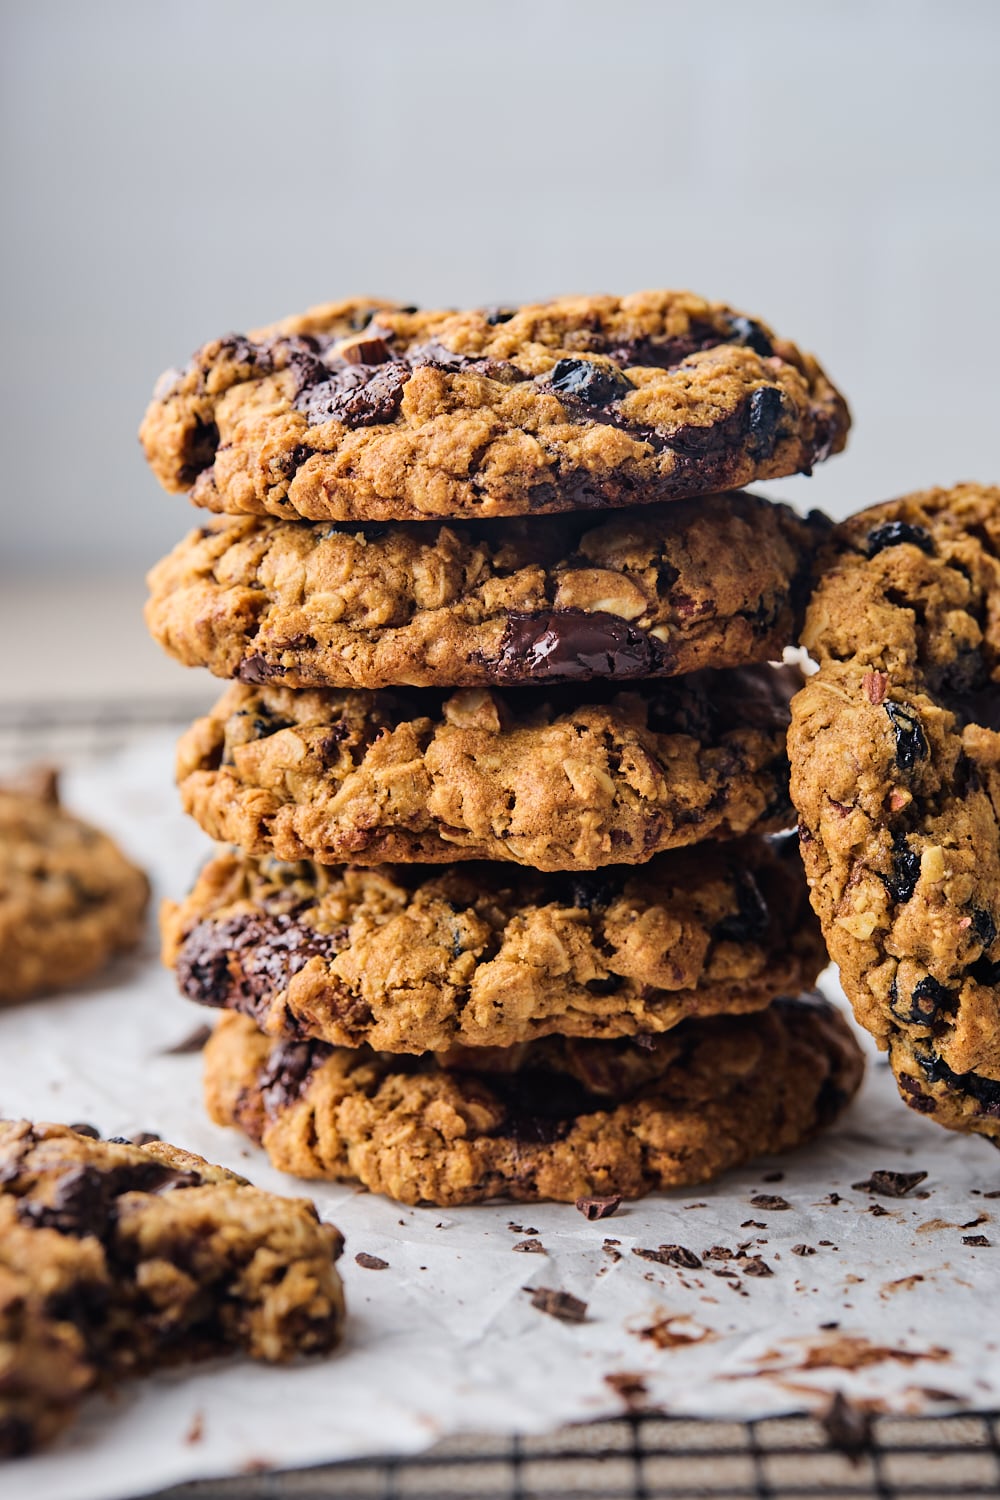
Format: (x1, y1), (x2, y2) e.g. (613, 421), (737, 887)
(203, 994), (864, 1206)
(176, 666), (799, 872)
(0, 1120), (344, 1455)
(139, 290), (849, 522)
(788, 483), (1000, 1139)
(0, 771), (150, 1003)
(146, 492), (829, 690)
(161, 835), (825, 1052)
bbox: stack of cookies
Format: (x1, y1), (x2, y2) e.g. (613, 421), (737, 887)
(140, 291), (865, 1207)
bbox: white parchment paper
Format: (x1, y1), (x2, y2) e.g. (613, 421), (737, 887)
(2, 733), (999, 1500)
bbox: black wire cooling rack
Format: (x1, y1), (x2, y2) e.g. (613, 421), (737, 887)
(5, 699), (999, 1500)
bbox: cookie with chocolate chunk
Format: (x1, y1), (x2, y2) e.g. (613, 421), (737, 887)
(0, 1120), (344, 1455)
(203, 994), (864, 1206)
(139, 291), (848, 523)
(788, 483), (1000, 1140)
(177, 665), (798, 872)
(146, 492), (826, 691)
(0, 769), (149, 1002)
(162, 836), (824, 1053)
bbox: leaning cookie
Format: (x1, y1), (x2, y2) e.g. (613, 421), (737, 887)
(204, 995), (864, 1206)
(162, 836), (825, 1052)
(139, 291), (849, 522)
(177, 666), (798, 872)
(146, 492), (827, 690)
(789, 483), (1000, 1139)
(0, 769), (149, 1002)
(0, 1120), (344, 1455)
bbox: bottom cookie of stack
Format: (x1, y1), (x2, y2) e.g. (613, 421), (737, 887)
(204, 996), (864, 1207)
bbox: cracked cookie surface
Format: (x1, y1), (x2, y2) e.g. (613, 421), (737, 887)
(204, 994), (864, 1205)
(147, 491), (826, 690)
(162, 836), (824, 1053)
(788, 483), (1000, 1140)
(140, 291), (848, 522)
(0, 770), (150, 1003)
(0, 1120), (344, 1455)
(177, 666), (798, 872)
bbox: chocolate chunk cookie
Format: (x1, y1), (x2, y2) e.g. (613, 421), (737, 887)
(203, 994), (864, 1205)
(147, 491), (827, 690)
(788, 483), (1000, 1139)
(0, 1120), (344, 1455)
(177, 666), (798, 872)
(139, 291), (849, 522)
(162, 836), (824, 1052)
(0, 769), (150, 1002)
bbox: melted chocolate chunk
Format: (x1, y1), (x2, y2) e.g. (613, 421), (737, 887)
(295, 362), (409, 428)
(746, 386), (785, 458)
(16, 1159), (198, 1239)
(260, 1039), (331, 1114)
(549, 359), (635, 405)
(238, 635), (318, 684)
(724, 315), (774, 357)
(176, 913), (358, 1029)
(884, 701), (928, 771)
(493, 609), (669, 682)
(865, 522), (935, 558)
(178, 418), (219, 486)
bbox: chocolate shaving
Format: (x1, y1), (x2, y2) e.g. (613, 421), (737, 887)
(852, 1170), (928, 1198)
(750, 1193), (790, 1210)
(575, 1193), (622, 1221)
(529, 1287), (588, 1322)
(631, 1244), (702, 1269)
(355, 1252), (389, 1270)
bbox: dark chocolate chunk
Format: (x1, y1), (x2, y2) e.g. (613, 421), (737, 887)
(884, 701), (928, 771)
(342, 336), (392, 366)
(749, 1194), (790, 1211)
(295, 362), (408, 429)
(865, 522), (935, 558)
(631, 1244), (702, 1269)
(355, 1252), (389, 1270)
(851, 1169), (928, 1198)
(494, 610), (668, 683)
(724, 315), (774, 358)
(483, 306), (516, 325)
(529, 1287), (588, 1322)
(549, 359), (634, 406)
(575, 1194), (622, 1222)
(897, 1074), (937, 1113)
(68, 1123), (101, 1139)
(918, 1052), (1000, 1116)
(259, 1038), (331, 1115)
(746, 386), (785, 458)
(178, 417), (219, 485)
(962, 1234), (991, 1246)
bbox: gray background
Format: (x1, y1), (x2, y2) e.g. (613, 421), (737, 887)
(1, 0), (998, 581)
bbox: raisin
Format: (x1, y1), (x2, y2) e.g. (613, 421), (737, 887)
(918, 1052), (1000, 1116)
(972, 908), (998, 949)
(969, 954), (1000, 985)
(865, 522), (935, 557)
(884, 701), (928, 770)
(725, 315), (774, 357)
(746, 386), (785, 457)
(549, 358), (634, 405)
(890, 974), (954, 1024)
(713, 873), (770, 944)
(886, 832), (921, 903)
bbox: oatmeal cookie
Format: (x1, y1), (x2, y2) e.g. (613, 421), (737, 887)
(162, 836), (824, 1052)
(177, 667), (798, 871)
(0, 769), (149, 1002)
(0, 1120), (344, 1455)
(789, 483), (1000, 1138)
(146, 491), (826, 690)
(204, 994), (863, 1205)
(140, 291), (848, 522)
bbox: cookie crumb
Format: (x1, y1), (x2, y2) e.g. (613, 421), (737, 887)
(355, 1252), (389, 1271)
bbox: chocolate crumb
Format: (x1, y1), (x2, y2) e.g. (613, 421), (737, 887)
(963, 1234), (991, 1247)
(792, 1244), (817, 1256)
(983, 1190), (1000, 1199)
(852, 1170), (928, 1198)
(575, 1193), (622, 1221)
(160, 1024), (213, 1055)
(818, 1240), (838, 1248)
(820, 1321), (841, 1330)
(822, 1391), (872, 1462)
(741, 1219), (767, 1229)
(69, 1122), (100, 1139)
(632, 1244), (702, 1269)
(762, 1170), (785, 1183)
(738, 1254), (773, 1277)
(604, 1371), (648, 1409)
(703, 1245), (734, 1261)
(129, 1131), (161, 1147)
(750, 1193), (790, 1210)
(185, 1413), (204, 1445)
(513, 1238), (545, 1254)
(355, 1252), (389, 1271)
(529, 1287), (588, 1322)
(824, 1192), (842, 1205)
